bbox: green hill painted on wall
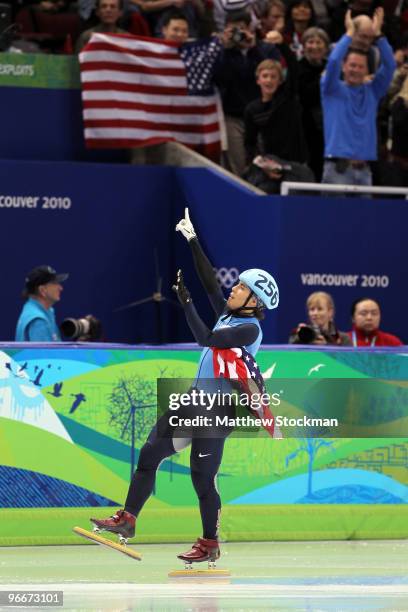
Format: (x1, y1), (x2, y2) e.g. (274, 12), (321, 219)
(0, 417), (167, 509)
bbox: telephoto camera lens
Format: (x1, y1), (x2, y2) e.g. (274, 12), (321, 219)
(60, 316), (102, 341)
(60, 318), (90, 340)
(298, 325), (320, 344)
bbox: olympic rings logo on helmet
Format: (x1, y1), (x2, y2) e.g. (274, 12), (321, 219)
(215, 267), (239, 289)
(239, 269), (279, 310)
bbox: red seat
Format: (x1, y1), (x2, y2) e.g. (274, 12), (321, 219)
(128, 12), (151, 37)
(15, 8), (81, 52)
(32, 10), (81, 40)
(15, 8), (36, 34)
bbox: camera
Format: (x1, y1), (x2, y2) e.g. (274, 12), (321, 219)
(60, 315), (102, 341)
(298, 324), (321, 344)
(230, 27), (247, 46)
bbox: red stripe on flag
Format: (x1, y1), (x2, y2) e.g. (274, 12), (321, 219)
(85, 136), (178, 148)
(79, 33), (221, 157)
(212, 347), (276, 438)
(86, 32), (181, 45)
(84, 40), (180, 60)
(84, 119), (220, 134)
(82, 81), (188, 96)
(83, 99), (218, 115)
(81, 61), (185, 77)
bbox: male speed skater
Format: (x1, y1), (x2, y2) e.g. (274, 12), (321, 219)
(89, 209), (279, 566)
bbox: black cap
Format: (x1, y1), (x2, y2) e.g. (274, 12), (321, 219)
(25, 265), (69, 293)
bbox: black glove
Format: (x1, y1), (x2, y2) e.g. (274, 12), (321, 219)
(172, 269), (191, 305)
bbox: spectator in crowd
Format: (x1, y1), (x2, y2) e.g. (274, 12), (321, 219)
(75, 0), (127, 52)
(12, 1), (78, 53)
(160, 8), (189, 42)
(131, 0), (206, 39)
(31, 0), (70, 12)
(15, 266), (68, 342)
(214, 9), (280, 176)
(348, 298), (403, 346)
(259, 0), (285, 38)
(328, 0), (379, 43)
(383, 0), (408, 49)
(393, 32), (408, 68)
(352, 13), (381, 73)
(321, 8), (395, 187)
(289, 291), (351, 345)
(78, 0), (97, 25)
(377, 33), (408, 173)
(284, 0), (316, 59)
(309, 0), (330, 31)
(381, 70), (408, 186)
(352, 13), (375, 47)
(212, 0), (256, 33)
(244, 31), (309, 169)
(297, 26), (330, 180)
(387, 39), (408, 99)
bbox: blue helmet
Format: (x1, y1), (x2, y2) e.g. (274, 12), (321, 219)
(239, 269), (279, 310)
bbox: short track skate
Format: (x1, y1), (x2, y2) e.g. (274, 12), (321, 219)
(73, 526), (142, 561)
(168, 537), (230, 577)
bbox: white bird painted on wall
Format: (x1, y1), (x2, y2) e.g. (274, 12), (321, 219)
(307, 363), (326, 376)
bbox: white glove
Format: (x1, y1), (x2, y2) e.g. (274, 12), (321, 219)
(175, 207), (196, 242)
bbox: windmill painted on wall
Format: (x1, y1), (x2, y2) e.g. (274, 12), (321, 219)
(109, 376), (156, 480)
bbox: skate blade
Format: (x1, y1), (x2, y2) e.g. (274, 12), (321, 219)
(168, 569), (231, 577)
(73, 526), (141, 561)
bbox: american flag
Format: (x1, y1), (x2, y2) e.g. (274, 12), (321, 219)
(212, 347), (281, 438)
(79, 33), (223, 158)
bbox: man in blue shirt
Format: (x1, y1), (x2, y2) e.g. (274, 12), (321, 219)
(321, 7), (395, 187)
(15, 265), (69, 342)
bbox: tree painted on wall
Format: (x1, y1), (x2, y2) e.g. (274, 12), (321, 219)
(286, 439), (335, 497)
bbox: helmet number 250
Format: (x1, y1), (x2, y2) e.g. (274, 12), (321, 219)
(254, 274), (278, 305)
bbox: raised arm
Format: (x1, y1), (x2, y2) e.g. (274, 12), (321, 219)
(185, 303), (259, 348)
(263, 31), (298, 96)
(370, 8), (396, 99)
(321, 11), (354, 95)
(280, 43), (299, 96)
(172, 270), (259, 348)
(176, 208), (225, 316)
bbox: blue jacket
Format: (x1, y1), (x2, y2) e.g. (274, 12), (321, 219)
(321, 35), (395, 161)
(15, 298), (61, 342)
(195, 312), (262, 383)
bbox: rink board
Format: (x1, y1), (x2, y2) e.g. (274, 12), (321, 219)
(1, 344), (408, 545)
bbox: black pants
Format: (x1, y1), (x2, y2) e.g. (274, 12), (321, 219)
(124, 403), (233, 540)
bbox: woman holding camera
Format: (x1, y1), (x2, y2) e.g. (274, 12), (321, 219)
(289, 291), (351, 345)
